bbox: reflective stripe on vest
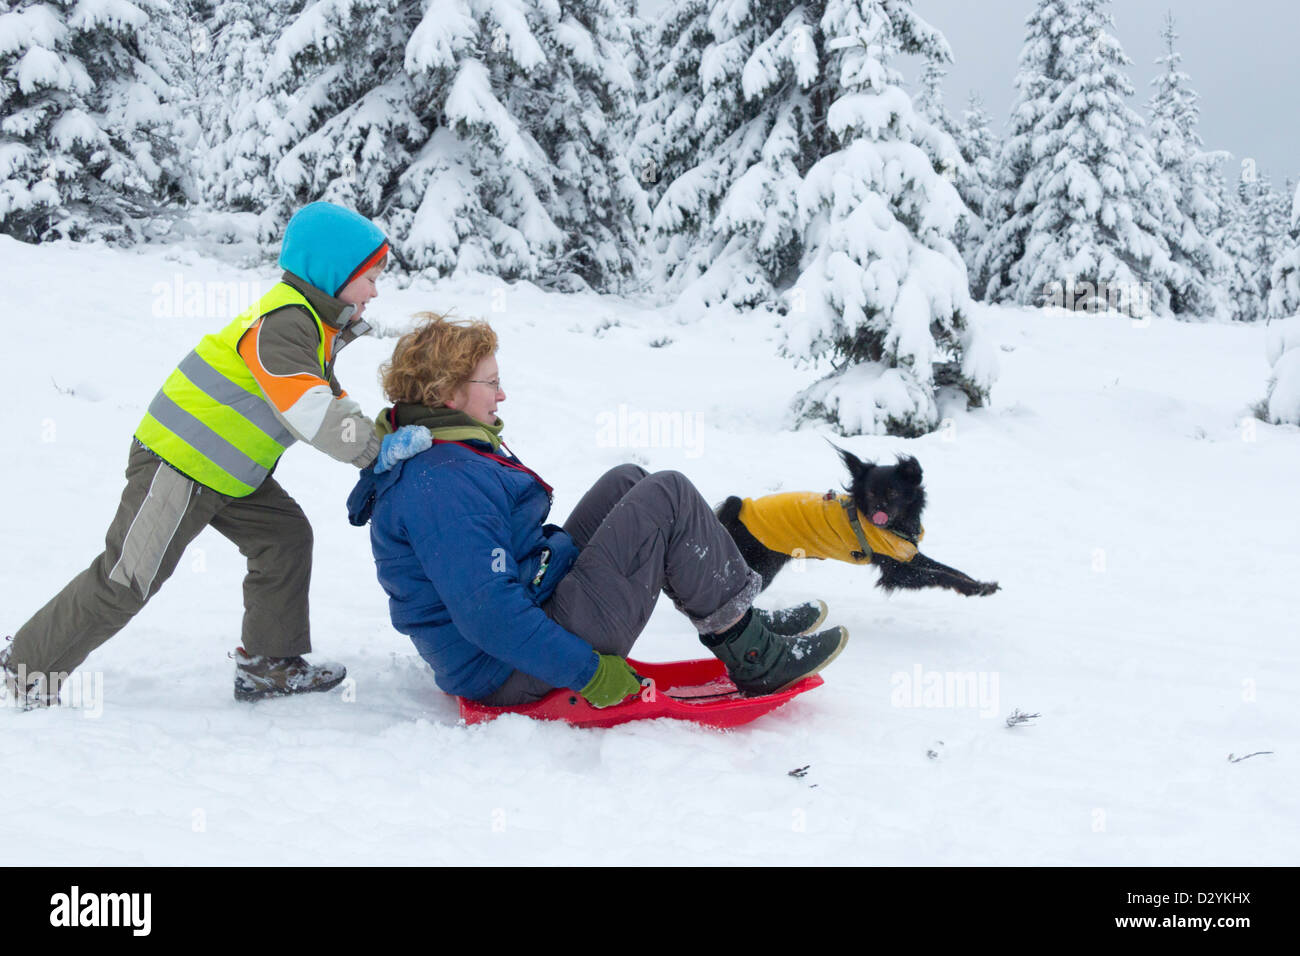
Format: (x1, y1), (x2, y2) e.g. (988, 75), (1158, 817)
(134, 284), (328, 497)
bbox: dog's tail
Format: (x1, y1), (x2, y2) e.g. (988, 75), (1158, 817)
(715, 495), (744, 528)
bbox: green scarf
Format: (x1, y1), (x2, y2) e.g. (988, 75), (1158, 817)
(375, 404), (504, 453)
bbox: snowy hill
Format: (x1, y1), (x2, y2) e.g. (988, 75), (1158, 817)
(1, 235), (1296, 865)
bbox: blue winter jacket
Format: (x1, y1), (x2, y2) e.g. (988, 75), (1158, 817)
(347, 439), (597, 700)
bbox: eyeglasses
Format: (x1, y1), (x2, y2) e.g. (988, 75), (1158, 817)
(468, 379), (503, 391)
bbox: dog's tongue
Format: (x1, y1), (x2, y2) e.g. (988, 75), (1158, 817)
(871, 511), (889, 526)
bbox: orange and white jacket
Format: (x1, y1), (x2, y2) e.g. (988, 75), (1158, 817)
(237, 271), (380, 468)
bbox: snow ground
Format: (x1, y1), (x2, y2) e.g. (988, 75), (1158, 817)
(1, 234), (1296, 865)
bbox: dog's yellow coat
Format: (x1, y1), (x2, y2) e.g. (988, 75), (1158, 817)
(738, 492), (923, 563)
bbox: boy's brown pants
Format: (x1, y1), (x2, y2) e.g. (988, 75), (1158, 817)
(10, 441), (313, 684)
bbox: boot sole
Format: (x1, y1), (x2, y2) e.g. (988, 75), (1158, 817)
(234, 671), (347, 702)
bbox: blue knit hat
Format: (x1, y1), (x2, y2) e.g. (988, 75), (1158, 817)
(278, 202), (389, 298)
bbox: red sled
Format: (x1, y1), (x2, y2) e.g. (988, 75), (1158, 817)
(457, 657), (823, 730)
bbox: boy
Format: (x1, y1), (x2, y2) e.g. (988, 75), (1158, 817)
(3, 202), (390, 707)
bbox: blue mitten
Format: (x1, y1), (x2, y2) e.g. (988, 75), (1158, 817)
(375, 425), (432, 473)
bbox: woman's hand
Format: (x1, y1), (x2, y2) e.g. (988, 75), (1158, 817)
(578, 654), (642, 708)
(375, 425), (432, 473)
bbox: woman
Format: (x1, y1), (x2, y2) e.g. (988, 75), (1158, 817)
(347, 314), (849, 708)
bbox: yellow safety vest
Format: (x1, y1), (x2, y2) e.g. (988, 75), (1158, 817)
(134, 284), (327, 496)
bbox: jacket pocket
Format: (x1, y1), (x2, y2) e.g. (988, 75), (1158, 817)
(521, 546), (552, 594)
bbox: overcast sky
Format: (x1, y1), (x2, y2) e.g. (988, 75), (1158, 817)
(903, 0), (1299, 188)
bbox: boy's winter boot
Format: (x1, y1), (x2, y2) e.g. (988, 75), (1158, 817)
(757, 600), (828, 637)
(1, 638), (55, 710)
(702, 610), (848, 696)
(233, 647), (347, 702)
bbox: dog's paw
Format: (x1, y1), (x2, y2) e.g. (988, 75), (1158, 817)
(974, 580), (1000, 596)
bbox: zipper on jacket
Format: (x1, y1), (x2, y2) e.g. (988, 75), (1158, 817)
(324, 317), (370, 382)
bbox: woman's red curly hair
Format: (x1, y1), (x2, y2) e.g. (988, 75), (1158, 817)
(380, 312), (497, 407)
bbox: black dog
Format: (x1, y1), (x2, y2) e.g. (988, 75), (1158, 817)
(717, 447), (999, 597)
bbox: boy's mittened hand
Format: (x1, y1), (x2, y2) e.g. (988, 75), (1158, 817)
(375, 425), (432, 473)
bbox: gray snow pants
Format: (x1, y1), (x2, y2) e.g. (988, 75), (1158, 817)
(480, 464), (762, 705)
(10, 440), (313, 684)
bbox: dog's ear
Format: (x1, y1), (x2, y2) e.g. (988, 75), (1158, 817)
(896, 454), (923, 485)
(831, 442), (872, 479)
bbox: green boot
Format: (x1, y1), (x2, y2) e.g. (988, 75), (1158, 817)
(704, 611), (848, 696)
(757, 600), (828, 637)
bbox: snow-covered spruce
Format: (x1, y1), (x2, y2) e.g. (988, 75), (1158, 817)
(255, 0), (647, 290)
(915, 69), (994, 286)
(1214, 169), (1268, 323)
(254, 0), (432, 260)
(1145, 13), (1232, 321)
(953, 94), (997, 234)
(630, 0), (711, 211)
(631, 0), (711, 289)
(782, 1), (995, 437)
(642, 1), (993, 436)
(1267, 182), (1300, 321)
(1262, 316), (1300, 425)
(1251, 173), (1300, 421)
(978, 0), (1187, 320)
(644, 0), (820, 312)
(198, 0), (303, 240)
(0, 0), (186, 241)
(1239, 171), (1291, 317)
(971, 0), (1069, 304)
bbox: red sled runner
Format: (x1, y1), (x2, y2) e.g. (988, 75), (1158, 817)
(458, 657), (823, 730)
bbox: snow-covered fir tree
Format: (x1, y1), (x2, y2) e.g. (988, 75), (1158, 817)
(527, 0), (649, 288)
(912, 60), (976, 228)
(0, 0), (186, 241)
(1268, 181), (1300, 319)
(971, 0), (1071, 302)
(783, 0), (996, 436)
(1146, 13), (1230, 319)
(200, 0), (304, 236)
(646, 0), (821, 310)
(913, 59), (954, 138)
(1262, 312), (1300, 424)
(1240, 171), (1288, 317)
(254, 0), (646, 289)
(916, 69), (995, 285)
(631, 0), (710, 274)
(256, 0), (427, 248)
(977, 0), (1186, 318)
(130, 0), (210, 209)
(400, 0), (650, 288)
(951, 92), (997, 277)
(1210, 164), (1263, 322)
(640, 0), (993, 435)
